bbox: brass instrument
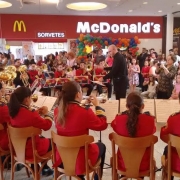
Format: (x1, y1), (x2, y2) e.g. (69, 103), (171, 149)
(0, 72), (11, 82)
(86, 63), (93, 72)
(4, 65), (17, 72)
(40, 63), (48, 71)
(31, 94), (38, 102)
(65, 67), (72, 73)
(18, 65), (29, 87)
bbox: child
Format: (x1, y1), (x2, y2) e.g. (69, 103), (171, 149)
(141, 76), (158, 99)
(169, 74), (180, 100)
(141, 60), (150, 92)
(128, 58), (140, 92)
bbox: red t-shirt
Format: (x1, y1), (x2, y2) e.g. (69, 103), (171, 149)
(141, 66), (150, 78)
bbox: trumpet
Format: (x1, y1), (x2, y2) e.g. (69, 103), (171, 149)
(18, 65), (29, 87)
(65, 67), (72, 73)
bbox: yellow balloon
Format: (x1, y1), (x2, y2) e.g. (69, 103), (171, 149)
(5, 45), (10, 50)
(85, 45), (92, 53)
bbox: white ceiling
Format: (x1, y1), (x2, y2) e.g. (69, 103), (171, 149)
(0, 0), (180, 17)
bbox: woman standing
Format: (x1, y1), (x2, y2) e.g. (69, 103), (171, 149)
(54, 81), (107, 180)
(156, 55), (177, 99)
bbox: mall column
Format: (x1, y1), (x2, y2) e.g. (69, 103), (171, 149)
(166, 13), (174, 55)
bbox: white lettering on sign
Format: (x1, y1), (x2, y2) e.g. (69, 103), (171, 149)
(37, 32), (65, 38)
(76, 22), (161, 34)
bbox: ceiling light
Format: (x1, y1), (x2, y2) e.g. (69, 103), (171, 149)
(158, 10), (162, 12)
(0, 0), (12, 8)
(143, 2), (148, 4)
(177, 3), (180, 5)
(66, 2), (107, 11)
(128, 10), (133, 12)
(45, 0), (58, 3)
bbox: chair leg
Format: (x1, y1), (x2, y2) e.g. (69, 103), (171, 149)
(0, 156), (4, 180)
(69, 176), (72, 180)
(25, 167), (30, 178)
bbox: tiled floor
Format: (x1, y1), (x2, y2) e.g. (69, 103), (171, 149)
(3, 123), (180, 180)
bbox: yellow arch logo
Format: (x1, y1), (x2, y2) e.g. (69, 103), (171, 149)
(13, 20), (26, 32)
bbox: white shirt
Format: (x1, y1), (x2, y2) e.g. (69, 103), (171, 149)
(148, 81), (158, 93)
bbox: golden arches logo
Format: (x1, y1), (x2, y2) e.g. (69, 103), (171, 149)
(13, 20), (26, 32)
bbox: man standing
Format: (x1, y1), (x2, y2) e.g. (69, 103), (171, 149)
(98, 45), (128, 100)
(137, 48), (148, 90)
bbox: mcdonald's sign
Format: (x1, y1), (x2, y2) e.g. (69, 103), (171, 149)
(13, 20), (26, 32)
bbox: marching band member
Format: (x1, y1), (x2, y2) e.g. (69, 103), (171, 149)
(28, 64), (38, 84)
(13, 59), (32, 88)
(0, 82), (11, 151)
(54, 64), (66, 78)
(54, 81), (107, 180)
(94, 60), (112, 99)
(8, 87), (53, 176)
(75, 61), (93, 96)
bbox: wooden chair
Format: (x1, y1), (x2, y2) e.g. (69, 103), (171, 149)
(51, 131), (101, 180)
(7, 124), (52, 180)
(109, 132), (158, 180)
(0, 124), (10, 180)
(161, 134), (180, 180)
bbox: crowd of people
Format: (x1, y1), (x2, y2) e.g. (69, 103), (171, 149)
(0, 45), (180, 180)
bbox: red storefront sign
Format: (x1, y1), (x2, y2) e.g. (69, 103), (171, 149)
(0, 14), (163, 42)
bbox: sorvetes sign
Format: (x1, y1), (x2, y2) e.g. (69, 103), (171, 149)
(37, 32), (65, 38)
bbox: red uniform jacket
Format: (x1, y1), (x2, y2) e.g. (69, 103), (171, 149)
(75, 69), (92, 84)
(54, 71), (65, 78)
(28, 70), (38, 83)
(160, 112), (180, 172)
(54, 101), (107, 175)
(111, 113), (156, 172)
(0, 102), (11, 150)
(10, 106), (52, 159)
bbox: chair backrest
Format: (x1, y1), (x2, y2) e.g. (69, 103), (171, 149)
(0, 124), (4, 131)
(109, 132), (158, 178)
(51, 131), (94, 176)
(7, 124), (41, 163)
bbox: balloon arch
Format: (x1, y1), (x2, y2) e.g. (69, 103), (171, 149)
(76, 34), (141, 61)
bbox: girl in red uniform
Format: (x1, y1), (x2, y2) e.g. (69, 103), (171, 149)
(8, 87), (53, 176)
(0, 82), (11, 151)
(160, 93), (180, 180)
(111, 92), (156, 176)
(54, 81), (107, 180)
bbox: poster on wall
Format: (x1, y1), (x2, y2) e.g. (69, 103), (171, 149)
(68, 39), (77, 55)
(16, 48), (23, 60)
(22, 41), (35, 57)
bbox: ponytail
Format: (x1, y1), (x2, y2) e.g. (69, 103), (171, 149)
(57, 81), (81, 126)
(8, 87), (31, 118)
(126, 92), (143, 137)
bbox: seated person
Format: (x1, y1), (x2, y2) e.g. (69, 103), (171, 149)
(75, 61), (93, 96)
(0, 82), (11, 151)
(160, 92), (180, 179)
(141, 76), (158, 99)
(94, 60), (112, 99)
(54, 81), (107, 180)
(8, 87), (53, 176)
(54, 64), (66, 79)
(111, 92), (156, 174)
(28, 64), (38, 84)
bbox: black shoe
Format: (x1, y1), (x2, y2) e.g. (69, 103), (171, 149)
(42, 168), (54, 176)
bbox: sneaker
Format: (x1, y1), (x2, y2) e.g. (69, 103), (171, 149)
(42, 168), (54, 176)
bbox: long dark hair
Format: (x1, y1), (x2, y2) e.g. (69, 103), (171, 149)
(126, 92), (143, 137)
(57, 81), (81, 126)
(9, 87), (31, 118)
